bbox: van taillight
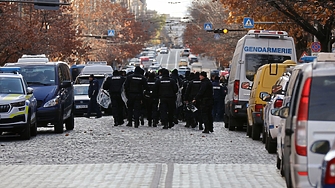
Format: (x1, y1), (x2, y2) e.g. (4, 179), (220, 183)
(233, 80), (239, 103)
(295, 77), (311, 156)
(325, 158), (335, 185)
(274, 99), (283, 108)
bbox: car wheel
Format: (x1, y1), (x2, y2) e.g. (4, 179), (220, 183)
(65, 110), (74, 130)
(20, 113), (31, 140)
(251, 123), (261, 140)
(54, 109), (64, 133)
(228, 116), (235, 131)
(262, 126), (266, 143)
(224, 114), (229, 128)
(284, 157), (293, 188)
(280, 153), (285, 177)
(276, 154), (281, 170)
(267, 133), (277, 154)
(30, 119), (37, 137)
(246, 123), (252, 137)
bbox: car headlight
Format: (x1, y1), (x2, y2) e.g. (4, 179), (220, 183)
(43, 97), (60, 108)
(11, 100), (26, 107)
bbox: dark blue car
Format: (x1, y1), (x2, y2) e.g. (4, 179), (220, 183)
(6, 62), (74, 133)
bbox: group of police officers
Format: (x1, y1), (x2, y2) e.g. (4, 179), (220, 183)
(88, 66), (227, 134)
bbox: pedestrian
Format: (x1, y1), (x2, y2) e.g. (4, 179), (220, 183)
(103, 70), (126, 126)
(86, 74), (102, 119)
(171, 69), (182, 124)
(212, 76), (225, 122)
(155, 68), (178, 129)
(192, 71), (214, 133)
(144, 72), (159, 127)
(124, 66), (148, 128)
(185, 72), (202, 129)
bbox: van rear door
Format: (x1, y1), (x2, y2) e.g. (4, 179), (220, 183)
(307, 74), (335, 186)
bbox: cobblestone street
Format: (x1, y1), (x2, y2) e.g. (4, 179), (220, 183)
(0, 116), (285, 187)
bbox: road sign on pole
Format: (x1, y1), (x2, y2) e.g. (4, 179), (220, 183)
(108, 30), (115, 37)
(204, 22), (213, 31)
(311, 42), (321, 52)
(243, 17), (254, 29)
(214, 33), (220, 40)
(299, 51), (309, 62)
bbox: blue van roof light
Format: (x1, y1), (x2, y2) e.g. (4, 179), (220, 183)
(300, 56), (317, 63)
(0, 67), (21, 73)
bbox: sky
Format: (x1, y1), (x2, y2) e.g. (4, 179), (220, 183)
(146, 0), (192, 17)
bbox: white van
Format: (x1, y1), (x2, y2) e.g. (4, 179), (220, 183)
(224, 30), (297, 131)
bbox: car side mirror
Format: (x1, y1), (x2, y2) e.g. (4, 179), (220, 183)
(270, 108), (278, 115)
(278, 106), (289, 118)
(27, 87), (34, 94)
(311, 140), (330, 155)
(259, 92), (271, 101)
(61, 81), (72, 88)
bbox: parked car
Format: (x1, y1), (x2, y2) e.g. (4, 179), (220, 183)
(73, 84), (90, 116)
(5, 61), (74, 134)
(261, 72), (291, 154)
(0, 67), (37, 140)
(225, 30), (297, 133)
(246, 60), (296, 137)
(276, 53), (335, 188)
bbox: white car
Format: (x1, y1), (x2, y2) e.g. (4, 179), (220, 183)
(73, 84), (90, 116)
(262, 73), (290, 154)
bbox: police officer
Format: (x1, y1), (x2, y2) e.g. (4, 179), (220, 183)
(185, 72), (202, 129)
(155, 68), (178, 129)
(212, 76), (225, 122)
(144, 72), (158, 127)
(103, 70), (126, 126)
(193, 71), (214, 133)
(87, 74), (102, 118)
(124, 67), (147, 128)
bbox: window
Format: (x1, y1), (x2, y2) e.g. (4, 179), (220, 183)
(0, 78), (24, 94)
(14, 65), (56, 86)
(308, 76), (335, 121)
(245, 54), (291, 81)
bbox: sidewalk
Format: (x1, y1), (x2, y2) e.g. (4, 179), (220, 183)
(0, 163), (285, 188)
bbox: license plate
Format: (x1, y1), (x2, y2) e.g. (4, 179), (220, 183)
(76, 105), (88, 109)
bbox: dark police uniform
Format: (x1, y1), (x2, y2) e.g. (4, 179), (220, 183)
(194, 73), (214, 133)
(185, 76), (202, 129)
(144, 74), (159, 127)
(124, 67), (147, 128)
(103, 71), (126, 126)
(212, 78), (225, 121)
(155, 69), (178, 129)
(87, 77), (102, 118)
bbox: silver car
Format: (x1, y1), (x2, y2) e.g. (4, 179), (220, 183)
(277, 53), (335, 188)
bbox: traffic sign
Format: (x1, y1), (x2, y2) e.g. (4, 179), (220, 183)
(108, 30), (115, 37)
(311, 42), (321, 52)
(204, 22), (213, 31)
(299, 51), (308, 62)
(214, 34), (220, 40)
(243, 17), (254, 29)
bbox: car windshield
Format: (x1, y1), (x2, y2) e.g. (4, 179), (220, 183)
(75, 76), (104, 87)
(245, 54), (291, 81)
(0, 78), (24, 94)
(308, 76), (335, 121)
(74, 85), (88, 95)
(16, 65), (56, 86)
